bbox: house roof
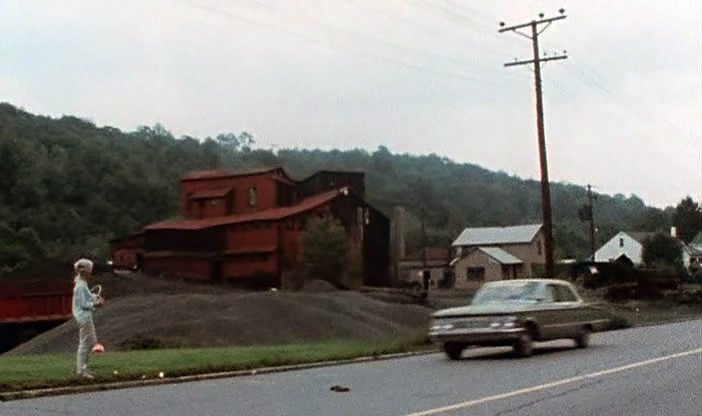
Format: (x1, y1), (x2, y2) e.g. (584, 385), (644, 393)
(404, 247), (450, 262)
(145, 187), (350, 231)
(452, 224), (542, 246)
(477, 247), (523, 265)
(682, 243), (702, 256)
(624, 231), (657, 244)
(189, 187), (232, 200)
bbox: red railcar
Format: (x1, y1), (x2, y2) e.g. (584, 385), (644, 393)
(0, 279), (73, 352)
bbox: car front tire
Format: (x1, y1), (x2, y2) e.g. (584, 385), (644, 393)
(443, 342), (464, 360)
(513, 332), (534, 358)
(574, 327), (591, 348)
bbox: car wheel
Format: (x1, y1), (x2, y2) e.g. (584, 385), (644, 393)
(513, 332), (533, 358)
(574, 327), (591, 348)
(443, 342), (464, 360)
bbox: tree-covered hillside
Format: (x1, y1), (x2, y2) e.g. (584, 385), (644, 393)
(0, 103), (683, 271)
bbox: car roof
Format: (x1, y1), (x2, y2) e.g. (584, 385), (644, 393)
(482, 279), (572, 286)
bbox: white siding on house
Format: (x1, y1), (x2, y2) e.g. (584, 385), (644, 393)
(594, 232), (645, 265)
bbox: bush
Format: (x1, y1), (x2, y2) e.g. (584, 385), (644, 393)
(300, 217), (349, 287)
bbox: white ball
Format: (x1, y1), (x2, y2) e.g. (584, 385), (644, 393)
(159, 372), (164, 378)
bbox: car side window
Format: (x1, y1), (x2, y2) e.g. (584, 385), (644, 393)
(553, 285), (578, 302)
(544, 285), (557, 302)
(559, 285), (578, 302)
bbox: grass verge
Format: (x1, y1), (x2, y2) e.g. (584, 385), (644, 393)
(0, 338), (427, 392)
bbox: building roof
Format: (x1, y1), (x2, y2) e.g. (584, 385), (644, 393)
(476, 247), (523, 264)
(181, 166), (286, 181)
(624, 231), (657, 244)
(403, 247), (450, 262)
(682, 243), (702, 256)
(145, 187), (351, 231)
(189, 187), (232, 200)
(452, 224), (542, 246)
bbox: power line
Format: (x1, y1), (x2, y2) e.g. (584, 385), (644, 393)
(176, 0), (521, 90)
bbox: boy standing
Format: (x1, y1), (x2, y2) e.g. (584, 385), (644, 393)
(72, 258), (103, 378)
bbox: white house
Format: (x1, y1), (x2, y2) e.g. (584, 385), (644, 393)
(682, 243), (702, 271)
(594, 231), (655, 265)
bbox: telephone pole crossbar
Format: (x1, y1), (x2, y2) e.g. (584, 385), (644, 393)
(499, 10), (568, 279)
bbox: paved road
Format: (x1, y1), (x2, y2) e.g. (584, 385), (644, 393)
(2, 320), (701, 416)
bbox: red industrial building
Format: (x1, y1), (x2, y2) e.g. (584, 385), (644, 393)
(110, 167), (390, 288)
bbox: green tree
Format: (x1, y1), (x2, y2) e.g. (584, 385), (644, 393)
(0, 223), (44, 274)
(0, 102), (675, 269)
(300, 217), (349, 287)
(641, 233), (682, 268)
(672, 196), (702, 243)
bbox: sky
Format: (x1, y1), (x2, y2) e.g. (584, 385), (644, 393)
(1, 0), (700, 208)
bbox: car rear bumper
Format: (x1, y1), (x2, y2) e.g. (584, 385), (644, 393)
(429, 328), (525, 345)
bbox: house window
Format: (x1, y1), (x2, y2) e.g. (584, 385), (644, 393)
(619, 238), (624, 248)
(466, 267), (485, 281)
(537, 241), (542, 256)
(210, 199), (219, 206)
(248, 186), (258, 207)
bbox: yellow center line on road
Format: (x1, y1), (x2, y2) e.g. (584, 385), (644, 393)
(402, 347), (702, 416)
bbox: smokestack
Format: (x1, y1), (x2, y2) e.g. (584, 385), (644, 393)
(389, 206), (406, 285)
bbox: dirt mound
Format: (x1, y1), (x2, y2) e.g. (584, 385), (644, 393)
(9, 290), (431, 355)
(89, 272), (234, 299)
(300, 279), (339, 292)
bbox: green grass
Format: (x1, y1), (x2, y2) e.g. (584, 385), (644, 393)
(0, 338), (427, 392)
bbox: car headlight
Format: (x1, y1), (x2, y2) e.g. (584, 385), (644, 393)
(489, 316), (518, 329)
(430, 320), (454, 332)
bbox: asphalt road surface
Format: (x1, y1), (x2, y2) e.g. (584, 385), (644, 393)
(2, 320), (701, 416)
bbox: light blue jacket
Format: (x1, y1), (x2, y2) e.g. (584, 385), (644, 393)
(72, 277), (95, 324)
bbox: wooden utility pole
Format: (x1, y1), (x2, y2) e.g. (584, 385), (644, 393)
(499, 10), (568, 278)
(587, 184), (596, 261)
(421, 205), (427, 268)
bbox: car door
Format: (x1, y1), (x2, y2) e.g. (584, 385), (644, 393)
(534, 284), (567, 340)
(551, 284), (583, 338)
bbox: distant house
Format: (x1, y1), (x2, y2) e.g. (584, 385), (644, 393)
(451, 224), (545, 290)
(397, 247), (452, 290)
(593, 231), (656, 266)
(682, 243), (702, 272)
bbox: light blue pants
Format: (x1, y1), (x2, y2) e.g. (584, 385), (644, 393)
(76, 317), (97, 373)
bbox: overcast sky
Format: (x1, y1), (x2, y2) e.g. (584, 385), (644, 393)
(2, 0), (700, 208)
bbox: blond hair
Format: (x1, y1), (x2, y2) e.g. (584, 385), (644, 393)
(74, 258), (94, 274)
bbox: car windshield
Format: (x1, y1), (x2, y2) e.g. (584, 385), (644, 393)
(471, 282), (544, 305)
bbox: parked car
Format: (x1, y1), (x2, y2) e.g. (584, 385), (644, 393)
(429, 279), (610, 359)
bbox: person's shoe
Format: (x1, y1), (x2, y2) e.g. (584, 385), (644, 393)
(78, 370), (95, 379)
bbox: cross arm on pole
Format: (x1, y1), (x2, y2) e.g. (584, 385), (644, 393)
(504, 54), (568, 67)
(498, 15), (566, 33)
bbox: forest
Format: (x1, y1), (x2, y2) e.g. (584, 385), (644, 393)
(0, 103), (697, 273)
